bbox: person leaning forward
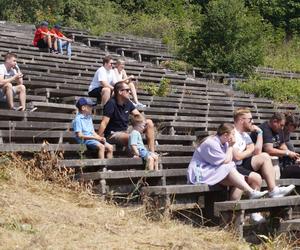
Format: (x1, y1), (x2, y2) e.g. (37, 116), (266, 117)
(98, 82), (155, 152)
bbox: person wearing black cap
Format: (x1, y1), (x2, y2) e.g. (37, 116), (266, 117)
(33, 21), (58, 53)
(72, 97), (113, 159)
(50, 24), (73, 57)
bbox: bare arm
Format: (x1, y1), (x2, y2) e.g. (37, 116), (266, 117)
(264, 143), (299, 159)
(130, 144), (140, 157)
(75, 131), (105, 142)
(0, 74), (22, 87)
(252, 126), (263, 155)
(100, 80), (114, 90)
(223, 146), (234, 164)
(233, 143), (254, 161)
(98, 116), (110, 136)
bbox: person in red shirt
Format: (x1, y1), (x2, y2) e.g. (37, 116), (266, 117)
(33, 21), (58, 53)
(50, 24), (73, 57)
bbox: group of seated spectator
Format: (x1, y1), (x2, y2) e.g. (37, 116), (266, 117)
(188, 108), (299, 223)
(73, 80), (156, 170)
(33, 21), (73, 57)
(88, 55), (145, 108)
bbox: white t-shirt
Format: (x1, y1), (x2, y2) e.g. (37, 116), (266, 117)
(233, 128), (253, 165)
(0, 64), (17, 80)
(114, 68), (127, 82)
(88, 66), (117, 92)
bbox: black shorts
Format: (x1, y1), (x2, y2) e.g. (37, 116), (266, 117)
(236, 156), (253, 177)
(88, 87), (102, 102)
(37, 39), (48, 48)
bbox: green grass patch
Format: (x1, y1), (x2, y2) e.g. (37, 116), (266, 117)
(237, 76), (300, 106)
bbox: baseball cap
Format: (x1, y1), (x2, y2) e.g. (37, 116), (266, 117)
(54, 24), (62, 29)
(40, 21), (49, 26)
(76, 97), (96, 109)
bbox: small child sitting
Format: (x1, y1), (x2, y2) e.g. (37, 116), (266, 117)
(128, 114), (159, 171)
(72, 97), (113, 159)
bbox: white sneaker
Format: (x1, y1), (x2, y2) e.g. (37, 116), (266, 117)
(135, 102), (146, 109)
(269, 185), (295, 198)
(248, 190), (268, 199)
(250, 212), (266, 224)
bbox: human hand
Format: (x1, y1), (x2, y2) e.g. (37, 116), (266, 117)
(251, 125), (262, 133)
(228, 136), (236, 147)
(133, 155), (140, 158)
(289, 151), (300, 160)
(14, 73), (23, 79)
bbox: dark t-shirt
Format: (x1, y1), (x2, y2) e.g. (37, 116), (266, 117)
(103, 97), (136, 137)
(250, 121), (284, 149)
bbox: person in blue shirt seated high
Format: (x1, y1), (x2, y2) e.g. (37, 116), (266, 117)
(72, 97), (113, 159)
(129, 114), (159, 171)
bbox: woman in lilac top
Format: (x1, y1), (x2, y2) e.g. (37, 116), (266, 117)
(187, 123), (267, 199)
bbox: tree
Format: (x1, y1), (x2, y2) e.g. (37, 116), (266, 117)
(180, 0), (265, 75)
(245, 0), (300, 40)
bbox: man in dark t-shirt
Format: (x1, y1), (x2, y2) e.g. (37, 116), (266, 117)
(251, 112), (300, 178)
(98, 82), (155, 153)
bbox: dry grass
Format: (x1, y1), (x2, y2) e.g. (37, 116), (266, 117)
(0, 153), (295, 250)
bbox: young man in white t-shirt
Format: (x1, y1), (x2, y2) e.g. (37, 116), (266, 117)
(0, 53), (26, 111)
(88, 55), (117, 106)
(233, 109), (295, 207)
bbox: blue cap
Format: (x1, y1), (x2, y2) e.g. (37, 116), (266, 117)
(40, 21), (49, 26)
(76, 97), (96, 109)
(54, 24), (62, 29)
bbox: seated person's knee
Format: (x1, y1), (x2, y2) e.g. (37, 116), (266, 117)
(97, 143), (105, 151)
(102, 87), (111, 94)
(146, 119), (154, 128)
(106, 144), (113, 152)
(249, 172), (262, 185)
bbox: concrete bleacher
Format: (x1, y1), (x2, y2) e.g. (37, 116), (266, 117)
(1, 21), (300, 240)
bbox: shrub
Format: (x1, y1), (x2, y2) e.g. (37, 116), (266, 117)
(237, 76), (300, 105)
(160, 60), (193, 73)
(140, 78), (171, 97)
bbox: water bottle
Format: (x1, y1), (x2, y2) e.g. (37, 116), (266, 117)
(194, 162), (202, 184)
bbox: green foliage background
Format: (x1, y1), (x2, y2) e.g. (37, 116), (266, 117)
(0, 0), (299, 74)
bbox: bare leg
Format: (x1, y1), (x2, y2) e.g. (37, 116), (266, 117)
(97, 143), (105, 159)
(3, 83), (14, 109)
(145, 119), (155, 152)
(153, 154), (159, 170)
(230, 187), (243, 201)
(101, 87), (111, 106)
(220, 168), (253, 193)
(147, 157), (154, 171)
(128, 82), (139, 104)
(105, 143), (113, 159)
(247, 172), (262, 190)
(52, 38), (58, 51)
(15, 85), (26, 110)
(45, 35), (52, 49)
(251, 153), (276, 191)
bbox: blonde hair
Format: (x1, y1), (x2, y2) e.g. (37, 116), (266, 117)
(131, 114), (145, 126)
(116, 59), (125, 66)
(233, 108), (251, 122)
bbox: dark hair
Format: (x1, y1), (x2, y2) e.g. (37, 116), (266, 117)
(103, 55), (112, 65)
(285, 112), (300, 128)
(270, 112), (285, 122)
(216, 123), (234, 136)
(4, 52), (17, 61)
(113, 82), (125, 97)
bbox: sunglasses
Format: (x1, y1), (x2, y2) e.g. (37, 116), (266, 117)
(121, 88), (131, 92)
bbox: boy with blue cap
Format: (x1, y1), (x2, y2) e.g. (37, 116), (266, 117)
(72, 97), (113, 159)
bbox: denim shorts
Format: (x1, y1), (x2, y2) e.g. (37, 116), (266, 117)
(138, 148), (149, 160)
(84, 139), (102, 150)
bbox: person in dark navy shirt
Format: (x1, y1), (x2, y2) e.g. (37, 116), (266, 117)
(98, 82), (155, 153)
(251, 112), (300, 178)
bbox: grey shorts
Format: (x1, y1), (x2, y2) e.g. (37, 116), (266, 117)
(0, 86), (17, 102)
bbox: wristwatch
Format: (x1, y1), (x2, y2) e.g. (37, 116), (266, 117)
(285, 150), (290, 156)
(257, 129), (263, 135)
